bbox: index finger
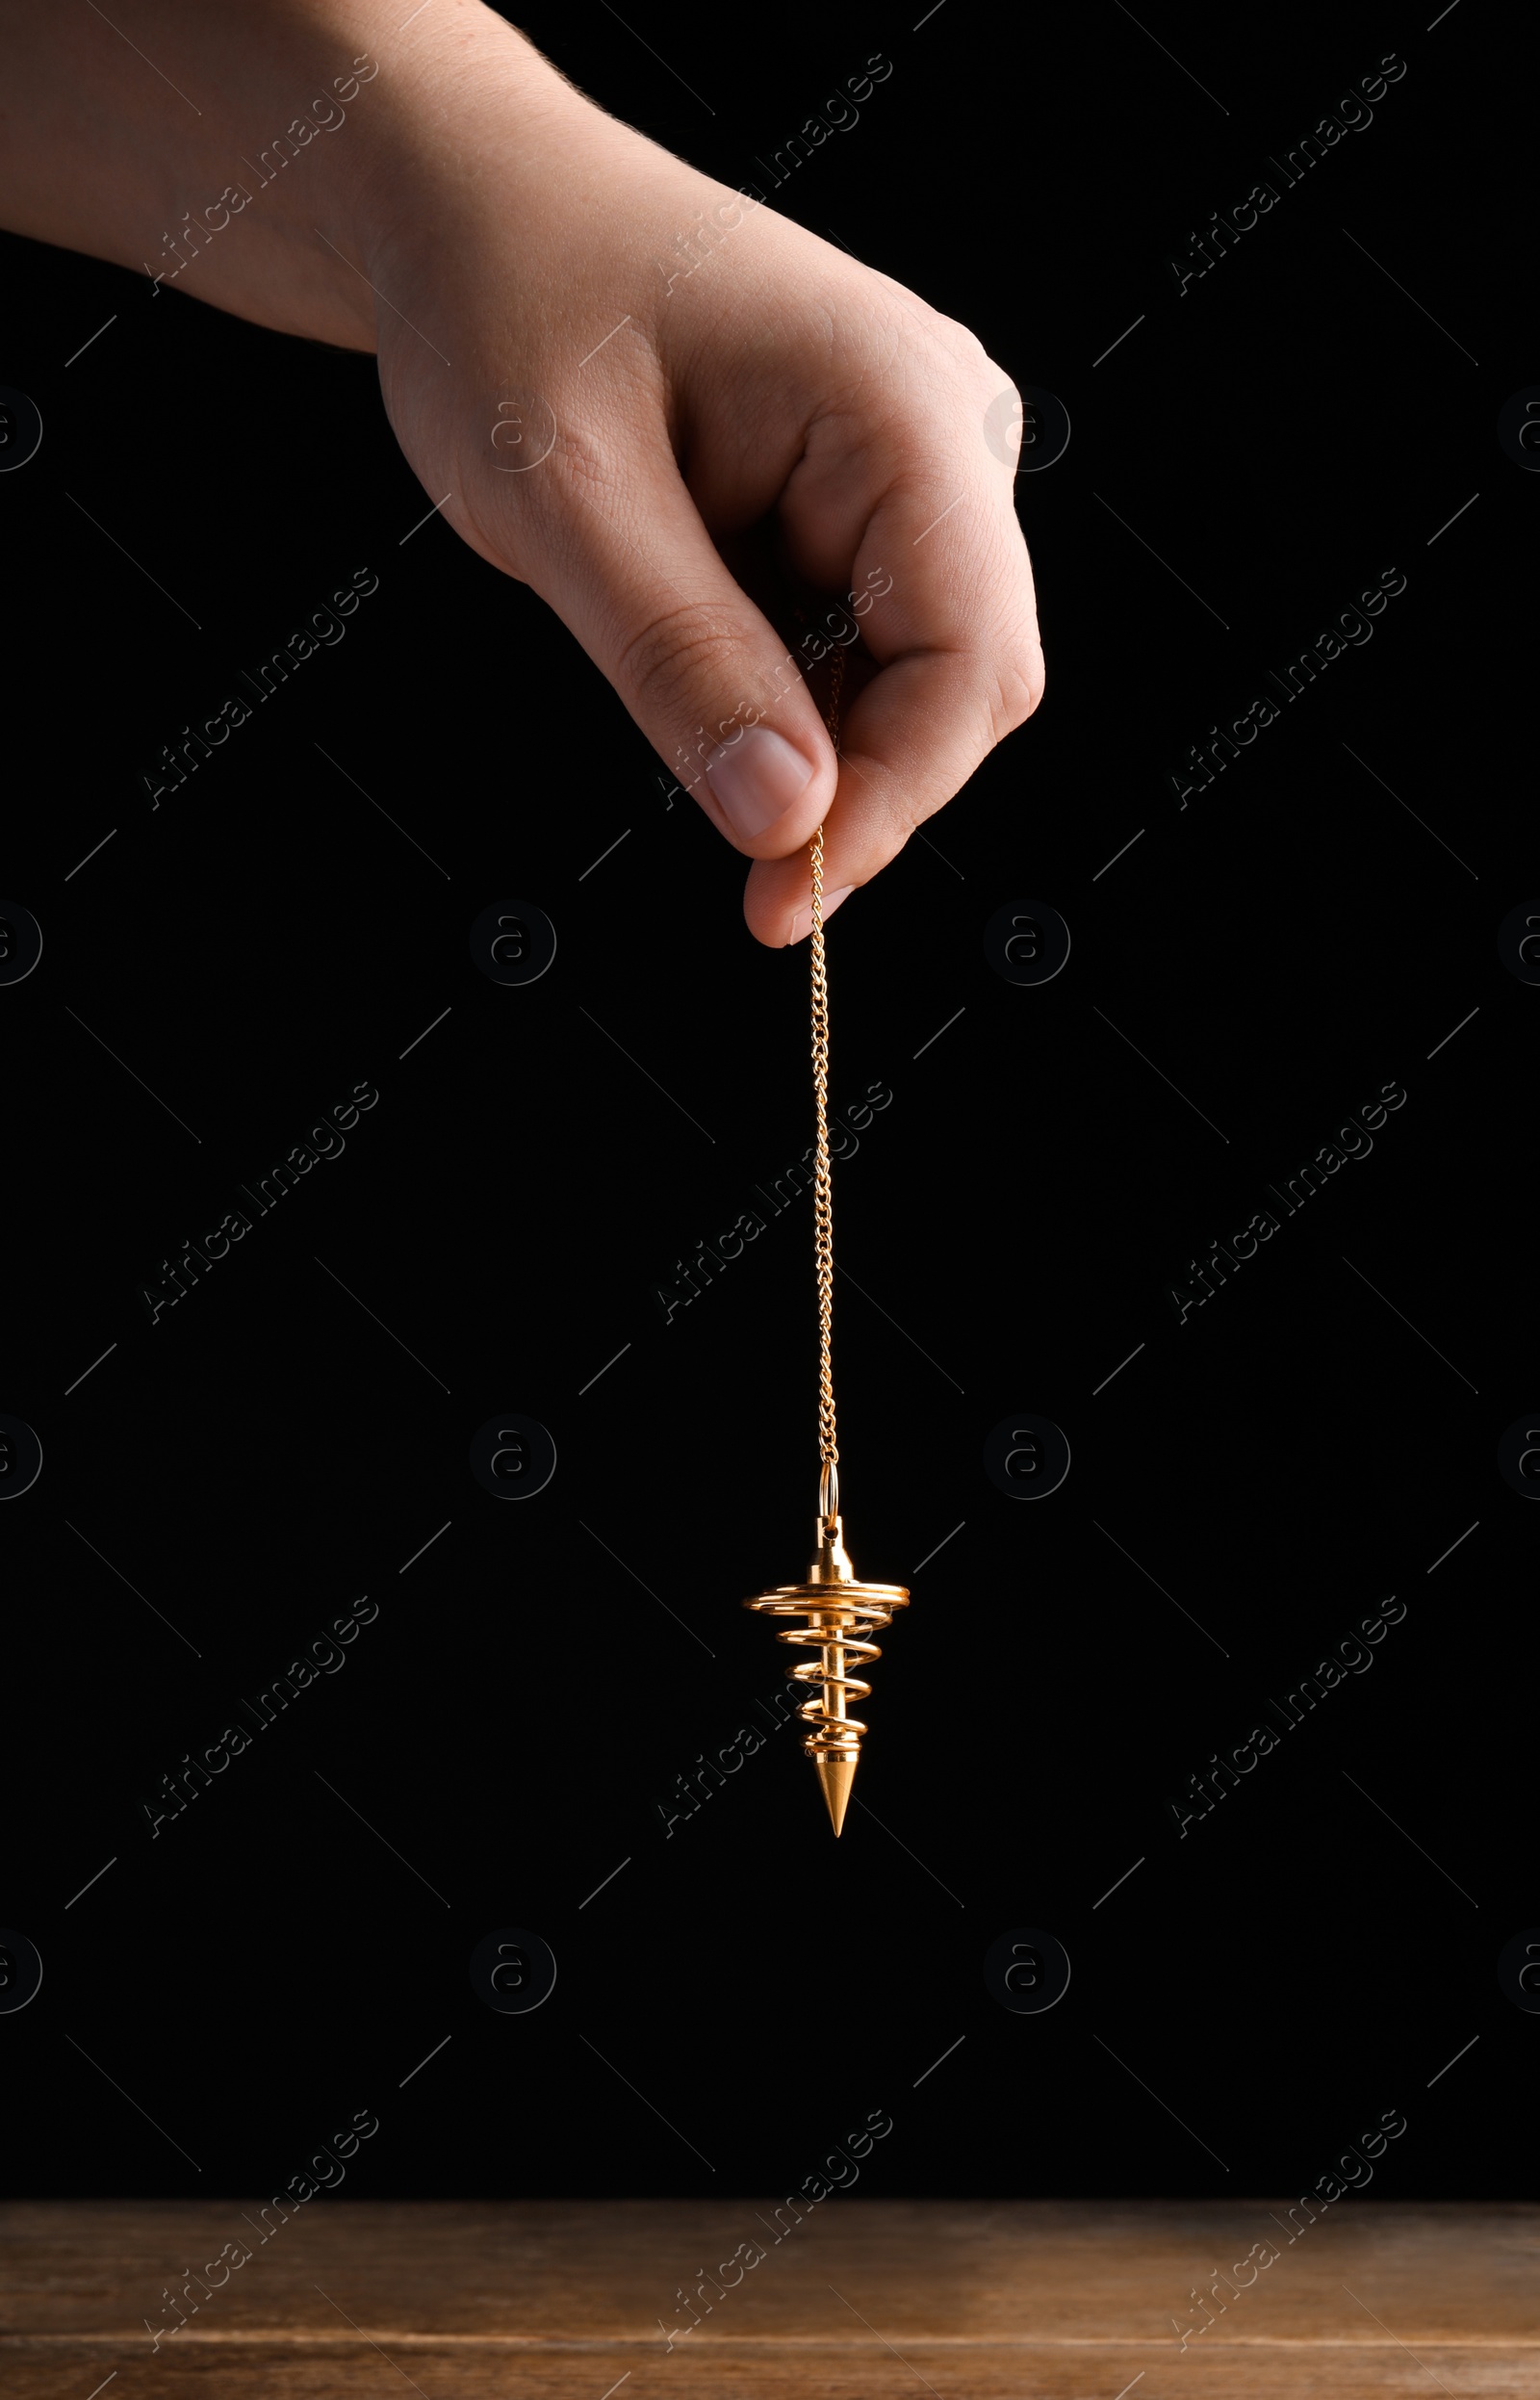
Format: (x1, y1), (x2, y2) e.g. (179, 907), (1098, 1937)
(744, 392), (1043, 944)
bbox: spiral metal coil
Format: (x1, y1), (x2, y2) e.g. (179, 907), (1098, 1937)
(749, 1584), (907, 1752)
(745, 1516), (908, 1830)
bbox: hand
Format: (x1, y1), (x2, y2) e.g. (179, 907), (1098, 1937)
(0, 1), (1044, 943)
(364, 17), (1045, 943)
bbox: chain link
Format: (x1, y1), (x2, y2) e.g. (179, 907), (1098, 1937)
(809, 644), (845, 1522)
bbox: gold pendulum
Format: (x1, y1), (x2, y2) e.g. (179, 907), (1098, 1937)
(744, 646), (909, 1837)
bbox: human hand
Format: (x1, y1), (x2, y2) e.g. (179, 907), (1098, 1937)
(364, 13), (1045, 944)
(0, 0), (1043, 943)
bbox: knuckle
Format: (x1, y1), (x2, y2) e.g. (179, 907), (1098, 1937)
(932, 308), (994, 379)
(984, 640), (1046, 744)
(614, 597), (746, 719)
(980, 373), (1025, 469)
(459, 420), (614, 583)
(458, 447), (564, 585)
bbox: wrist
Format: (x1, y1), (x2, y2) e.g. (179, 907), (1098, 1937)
(351, 15), (598, 321)
(145, 1), (574, 350)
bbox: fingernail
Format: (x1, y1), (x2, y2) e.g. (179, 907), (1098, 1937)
(705, 724), (816, 838)
(788, 885), (854, 944)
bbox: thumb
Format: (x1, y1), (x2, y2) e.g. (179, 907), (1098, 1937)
(522, 448), (839, 865)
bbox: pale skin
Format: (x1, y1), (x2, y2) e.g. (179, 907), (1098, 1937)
(0, 0), (1044, 943)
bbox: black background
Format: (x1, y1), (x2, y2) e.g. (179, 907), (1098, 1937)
(4, 0), (1534, 2202)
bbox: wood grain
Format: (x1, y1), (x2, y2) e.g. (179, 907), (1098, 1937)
(3, 2201), (1537, 2397)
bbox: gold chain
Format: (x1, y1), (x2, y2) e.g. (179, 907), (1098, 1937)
(809, 643), (845, 1530)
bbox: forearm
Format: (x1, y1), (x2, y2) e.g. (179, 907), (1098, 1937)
(0, 0), (561, 348)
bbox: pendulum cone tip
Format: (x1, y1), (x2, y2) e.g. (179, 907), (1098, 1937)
(814, 1753), (857, 1838)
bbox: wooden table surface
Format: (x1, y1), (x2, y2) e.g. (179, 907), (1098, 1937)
(3, 2200), (1537, 2396)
